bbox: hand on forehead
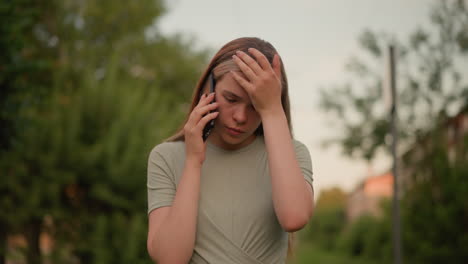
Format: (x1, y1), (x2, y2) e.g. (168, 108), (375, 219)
(217, 72), (251, 101)
(211, 47), (280, 100)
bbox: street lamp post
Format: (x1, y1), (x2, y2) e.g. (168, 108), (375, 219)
(388, 45), (403, 264)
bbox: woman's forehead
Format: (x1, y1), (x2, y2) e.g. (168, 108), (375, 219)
(213, 60), (239, 79)
(217, 72), (249, 99)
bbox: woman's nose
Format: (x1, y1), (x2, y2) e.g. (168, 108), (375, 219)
(233, 106), (248, 124)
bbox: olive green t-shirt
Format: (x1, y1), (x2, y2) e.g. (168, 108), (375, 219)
(147, 136), (313, 264)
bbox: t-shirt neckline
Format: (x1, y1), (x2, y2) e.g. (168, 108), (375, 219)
(207, 135), (262, 154)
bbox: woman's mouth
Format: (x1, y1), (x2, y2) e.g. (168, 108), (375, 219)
(226, 126), (244, 136)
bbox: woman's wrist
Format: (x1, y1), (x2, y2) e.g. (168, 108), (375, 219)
(259, 104), (285, 122)
(185, 156), (203, 170)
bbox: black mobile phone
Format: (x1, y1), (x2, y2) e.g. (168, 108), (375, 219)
(202, 73), (216, 141)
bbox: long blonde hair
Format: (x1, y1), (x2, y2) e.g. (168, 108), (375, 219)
(166, 37), (296, 259)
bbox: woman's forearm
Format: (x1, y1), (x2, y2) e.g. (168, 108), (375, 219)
(261, 108), (313, 232)
(150, 158), (201, 263)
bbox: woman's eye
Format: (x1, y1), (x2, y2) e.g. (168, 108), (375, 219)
(226, 97), (236, 103)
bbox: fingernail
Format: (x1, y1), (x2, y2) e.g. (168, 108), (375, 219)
(236, 50), (241, 55)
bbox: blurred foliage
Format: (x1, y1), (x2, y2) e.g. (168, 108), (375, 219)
(401, 128), (468, 263)
(336, 201), (392, 262)
(301, 187), (347, 250)
(1, 1), (55, 263)
(1, 0), (210, 263)
(302, 188), (391, 260)
(315, 187), (347, 211)
(289, 241), (379, 264)
(312, 1), (468, 263)
(319, 0), (468, 161)
(301, 118), (468, 263)
(307, 207), (346, 250)
(0, 0), (53, 152)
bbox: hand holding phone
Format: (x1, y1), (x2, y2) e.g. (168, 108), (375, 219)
(183, 83), (219, 165)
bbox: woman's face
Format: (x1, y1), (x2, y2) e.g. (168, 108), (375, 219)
(208, 71), (262, 150)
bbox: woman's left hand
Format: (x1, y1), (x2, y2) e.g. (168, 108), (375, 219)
(231, 48), (283, 117)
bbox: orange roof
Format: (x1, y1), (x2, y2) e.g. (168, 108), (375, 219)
(364, 172), (393, 197)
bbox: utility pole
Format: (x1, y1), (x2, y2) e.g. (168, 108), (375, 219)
(389, 45), (403, 264)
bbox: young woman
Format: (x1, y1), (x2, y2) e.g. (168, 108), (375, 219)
(147, 37), (314, 264)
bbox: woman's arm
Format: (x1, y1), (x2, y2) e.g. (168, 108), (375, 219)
(147, 93), (219, 263)
(231, 48), (314, 232)
(147, 159), (202, 264)
(261, 108), (314, 232)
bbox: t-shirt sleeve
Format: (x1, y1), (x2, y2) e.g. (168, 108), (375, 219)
(147, 144), (176, 214)
(293, 140), (314, 189)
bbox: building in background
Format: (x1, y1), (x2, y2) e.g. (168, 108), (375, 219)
(346, 172), (393, 221)
(347, 106), (468, 222)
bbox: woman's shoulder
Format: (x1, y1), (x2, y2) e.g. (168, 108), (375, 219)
(292, 138), (308, 150)
(149, 140), (185, 159)
(292, 138), (312, 158)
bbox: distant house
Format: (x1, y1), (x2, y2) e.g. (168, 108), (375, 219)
(347, 107), (468, 222)
(346, 172), (393, 221)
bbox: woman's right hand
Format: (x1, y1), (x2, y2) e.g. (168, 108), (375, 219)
(184, 92), (219, 166)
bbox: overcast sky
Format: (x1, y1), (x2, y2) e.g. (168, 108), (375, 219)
(156, 0), (433, 195)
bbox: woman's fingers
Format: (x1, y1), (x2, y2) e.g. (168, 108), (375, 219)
(272, 54), (282, 79)
(195, 111), (219, 131)
(197, 92), (214, 106)
(231, 71), (254, 93)
(247, 48), (273, 72)
(233, 49), (281, 88)
(186, 93), (216, 128)
(192, 101), (219, 120)
(196, 93), (206, 106)
(234, 50), (263, 77)
(232, 54), (257, 81)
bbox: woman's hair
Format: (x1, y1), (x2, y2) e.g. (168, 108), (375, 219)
(165, 37), (292, 142)
(165, 37), (297, 260)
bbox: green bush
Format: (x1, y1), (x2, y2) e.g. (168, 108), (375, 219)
(402, 132), (468, 263)
(337, 209), (391, 263)
(301, 187), (347, 250)
(303, 207), (346, 250)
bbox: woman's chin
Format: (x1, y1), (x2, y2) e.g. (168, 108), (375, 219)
(217, 133), (237, 144)
(221, 133), (255, 148)
(209, 127), (255, 150)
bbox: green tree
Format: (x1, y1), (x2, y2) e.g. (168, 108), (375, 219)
(315, 187), (347, 211)
(303, 187), (347, 249)
(1, 0), (209, 263)
(318, 0), (468, 262)
(0, 1), (56, 263)
(336, 200), (392, 261)
(0, 0), (53, 152)
(319, 0), (468, 161)
(402, 128), (468, 263)
(50, 53), (202, 263)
